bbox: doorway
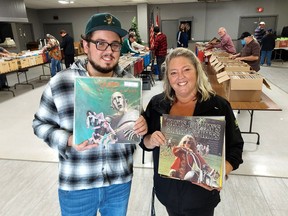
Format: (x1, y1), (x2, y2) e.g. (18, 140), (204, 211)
(162, 19), (178, 49)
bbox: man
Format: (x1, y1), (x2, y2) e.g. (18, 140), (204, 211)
(120, 32), (140, 55)
(0, 47), (10, 89)
(42, 34), (62, 77)
(110, 91), (140, 142)
(260, 28), (276, 66)
(60, 29), (75, 68)
(151, 26), (167, 80)
(111, 91), (128, 114)
(230, 31), (261, 72)
(128, 28), (149, 51)
(207, 27), (236, 54)
(32, 13), (147, 216)
(254, 21), (266, 44)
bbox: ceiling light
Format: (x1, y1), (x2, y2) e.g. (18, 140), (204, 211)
(58, 0), (74, 4)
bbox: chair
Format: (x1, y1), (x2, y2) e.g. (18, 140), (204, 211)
(138, 57), (155, 87)
(151, 186), (156, 216)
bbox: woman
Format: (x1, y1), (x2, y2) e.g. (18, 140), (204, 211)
(177, 23), (189, 48)
(140, 48), (244, 216)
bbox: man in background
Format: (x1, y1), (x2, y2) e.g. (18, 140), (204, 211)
(42, 34), (62, 77)
(231, 32), (261, 72)
(207, 27), (236, 54)
(0, 47), (11, 89)
(254, 21), (266, 45)
(260, 28), (276, 66)
(120, 32), (140, 55)
(151, 26), (167, 81)
(60, 29), (75, 68)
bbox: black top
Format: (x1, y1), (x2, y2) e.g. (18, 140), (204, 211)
(261, 34), (276, 51)
(60, 34), (75, 56)
(140, 92), (244, 210)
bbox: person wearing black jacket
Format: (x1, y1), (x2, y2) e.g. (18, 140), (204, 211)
(140, 48), (244, 216)
(60, 30), (75, 68)
(0, 47), (11, 89)
(260, 29), (276, 66)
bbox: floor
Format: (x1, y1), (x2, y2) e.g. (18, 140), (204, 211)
(0, 60), (288, 216)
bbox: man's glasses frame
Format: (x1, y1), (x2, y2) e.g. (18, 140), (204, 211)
(87, 39), (122, 52)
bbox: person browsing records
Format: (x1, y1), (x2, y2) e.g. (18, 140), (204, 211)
(128, 28), (149, 52)
(0, 47), (12, 89)
(32, 13), (147, 216)
(230, 32), (261, 72)
(42, 34), (62, 77)
(140, 48), (244, 216)
(206, 27), (236, 54)
(120, 32), (140, 55)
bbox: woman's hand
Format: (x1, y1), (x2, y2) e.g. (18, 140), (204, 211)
(144, 131), (166, 149)
(133, 115), (148, 137)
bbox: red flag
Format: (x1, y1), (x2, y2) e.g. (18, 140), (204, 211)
(150, 23), (154, 48)
(156, 15), (159, 27)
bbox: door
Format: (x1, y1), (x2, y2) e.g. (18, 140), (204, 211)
(43, 23), (74, 43)
(237, 16), (277, 52)
(162, 20), (178, 49)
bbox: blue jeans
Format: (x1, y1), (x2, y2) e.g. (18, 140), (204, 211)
(260, 50), (272, 66)
(50, 58), (62, 77)
(58, 181), (132, 216)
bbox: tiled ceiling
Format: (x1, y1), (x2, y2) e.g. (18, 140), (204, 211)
(24, 0), (233, 9)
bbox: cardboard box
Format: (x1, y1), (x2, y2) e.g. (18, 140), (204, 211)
(8, 59), (19, 71)
(212, 51), (230, 57)
(74, 41), (84, 55)
(216, 57), (241, 63)
(27, 56), (36, 66)
(0, 62), (10, 74)
(223, 62), (251, 72)
(279, 40), (288, 48)
(35, 55), (44, 65)
(217, 71), (263, 102)
(18, 58), (30, 68)
(275, 40), (280, 48)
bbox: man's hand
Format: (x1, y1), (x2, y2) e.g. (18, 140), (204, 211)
(68, 135), (99, 151)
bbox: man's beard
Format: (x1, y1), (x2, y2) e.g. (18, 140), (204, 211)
(88, 57), (118, 74)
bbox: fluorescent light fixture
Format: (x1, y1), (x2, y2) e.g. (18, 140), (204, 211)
(58, 0), (74, 4)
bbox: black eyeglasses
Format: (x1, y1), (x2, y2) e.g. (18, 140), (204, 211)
(88, 39), (122, 52)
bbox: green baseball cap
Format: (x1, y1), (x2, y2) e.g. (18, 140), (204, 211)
(84, 13), (127, 37)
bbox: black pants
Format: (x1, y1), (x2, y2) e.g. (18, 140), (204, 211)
(166, 206), (215, 216)
(64, 54), (75, 69)
(156, 56), (166, 80)
(0, 74), (8, 88)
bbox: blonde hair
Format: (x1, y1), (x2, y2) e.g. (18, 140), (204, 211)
(163, 48), (215, 103)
